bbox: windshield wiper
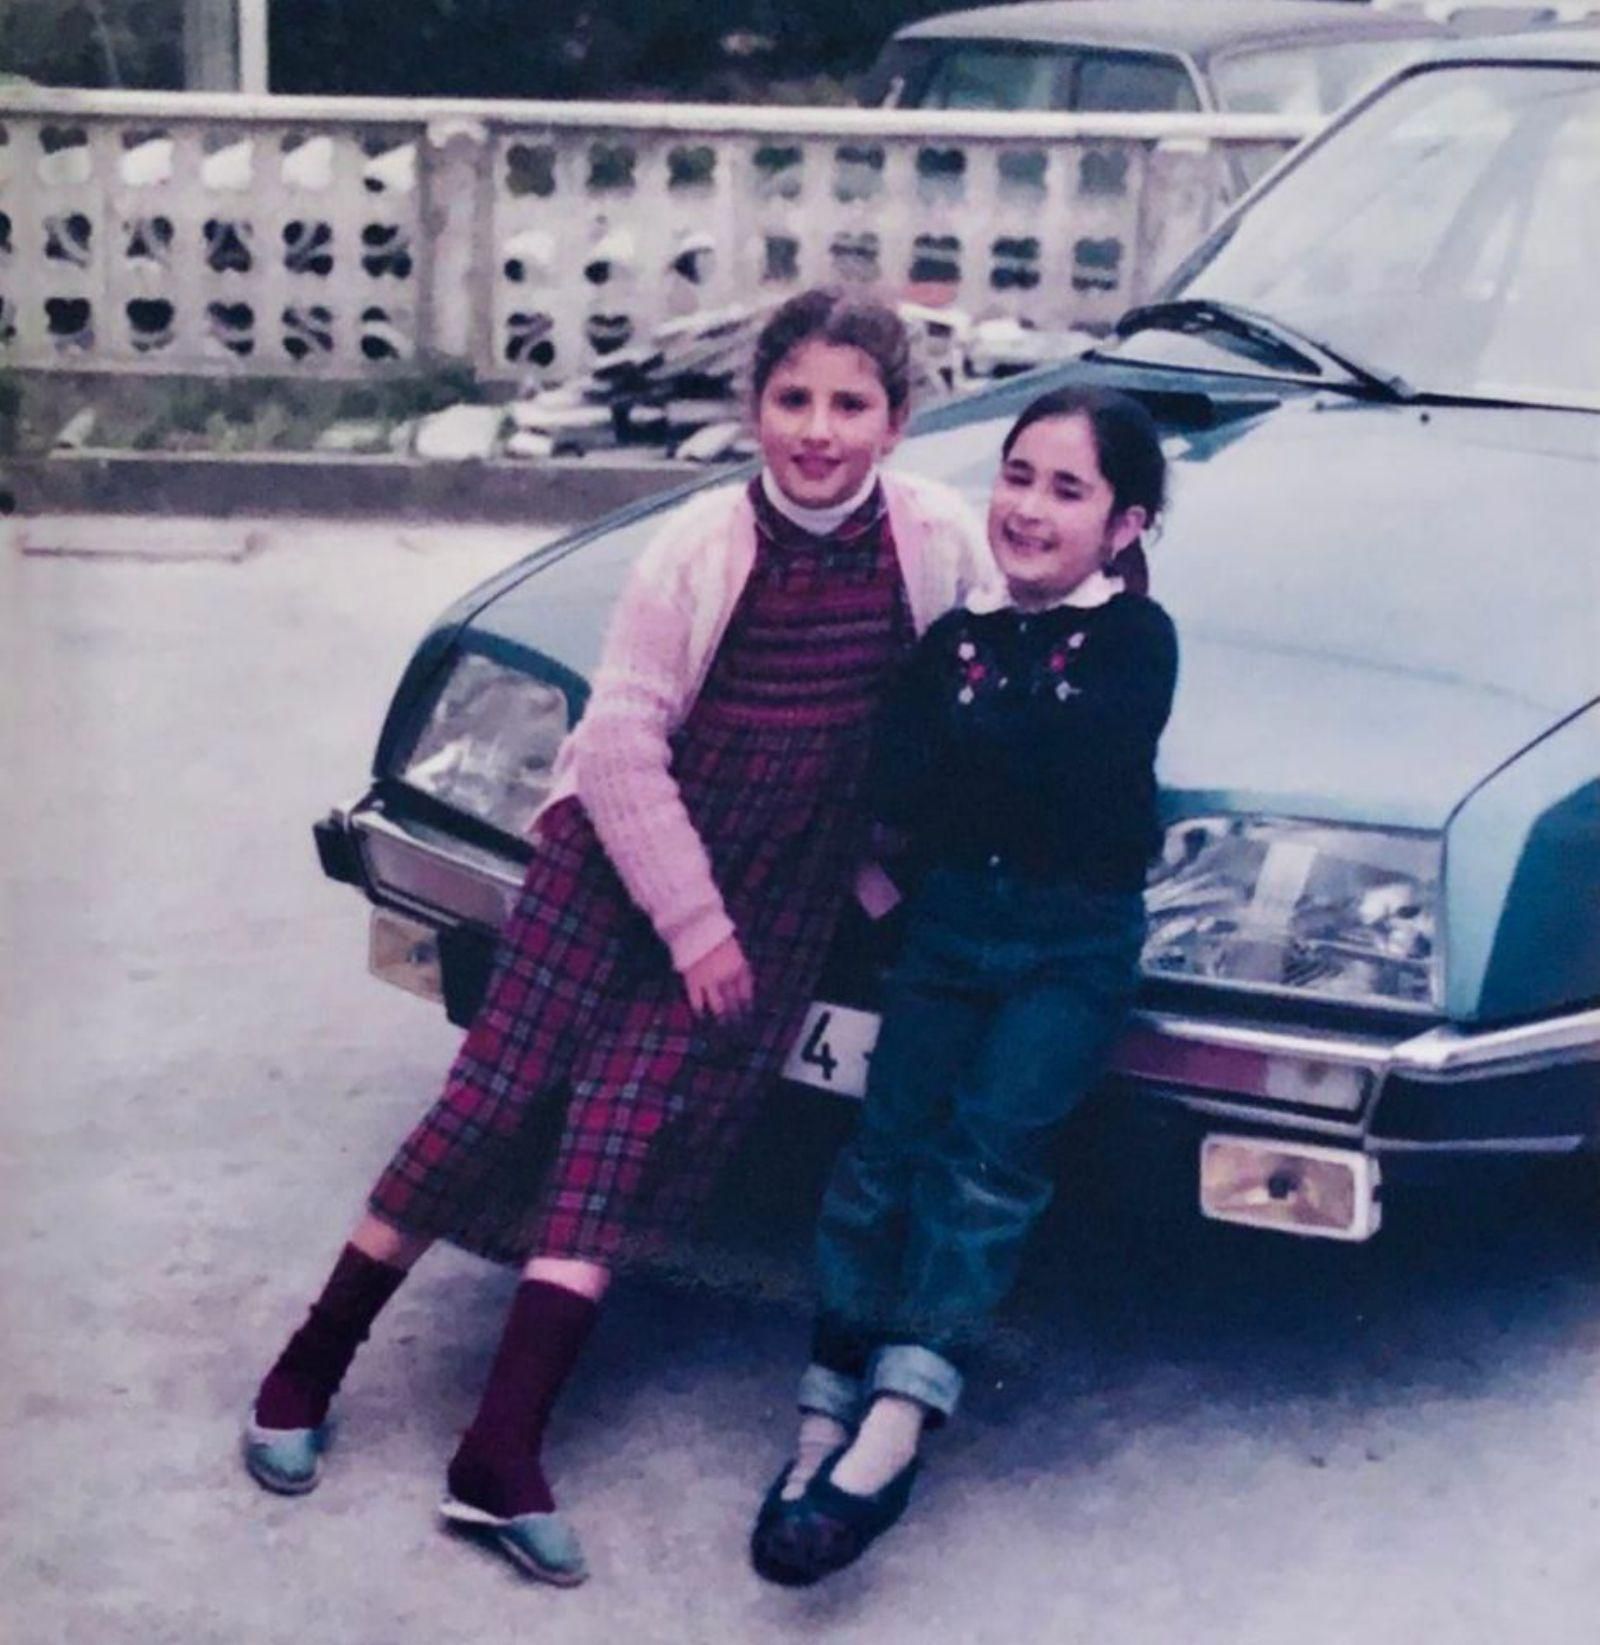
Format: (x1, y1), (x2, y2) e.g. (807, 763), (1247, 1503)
(1115, 299), (1414, 403)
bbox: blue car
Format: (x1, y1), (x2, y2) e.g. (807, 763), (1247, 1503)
(317, 29), (1600, 1244)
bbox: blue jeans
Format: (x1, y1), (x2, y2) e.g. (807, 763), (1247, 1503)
(801, 866), (1143, 1424)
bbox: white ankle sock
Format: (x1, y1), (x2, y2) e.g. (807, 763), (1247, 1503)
(782, 1411), (851, 1500)
(830, 1395), (925, 1495)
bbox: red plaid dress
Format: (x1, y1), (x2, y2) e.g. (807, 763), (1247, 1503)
(369, 478), (915, 1265)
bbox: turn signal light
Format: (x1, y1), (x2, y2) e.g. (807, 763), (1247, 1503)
(369, 910), (445, 1003)
(1199, 1135), (1381, 1242)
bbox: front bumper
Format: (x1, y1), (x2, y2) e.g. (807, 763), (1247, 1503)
(319, 798), (1600, 1158)
(1110, 1006), (1600, 1157)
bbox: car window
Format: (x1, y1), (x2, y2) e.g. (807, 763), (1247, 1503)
(1147, 64), (1600, 406)
(914, 43), (1074, 111)
(1075, 49), (1201, 112)
(859, 38), (942, 108)
(1213, 39), (1433, 114)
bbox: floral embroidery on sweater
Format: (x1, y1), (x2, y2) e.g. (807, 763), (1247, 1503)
(950, 618), (1091, 708)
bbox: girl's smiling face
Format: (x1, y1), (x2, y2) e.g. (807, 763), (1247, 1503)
(988, 413), (1148, 609)
(756, 339), (905, 510)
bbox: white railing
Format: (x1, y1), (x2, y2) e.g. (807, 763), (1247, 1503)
(0, 88), (1316, 383)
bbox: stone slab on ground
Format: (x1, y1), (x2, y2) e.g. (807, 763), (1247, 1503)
(412, 404), (507, 462)
(4, 450), (703, 525)
(18, 515), (270, 562)
(14, 514), (564, 564)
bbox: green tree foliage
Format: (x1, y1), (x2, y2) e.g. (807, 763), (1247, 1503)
(0, 0), (1004, 97)
(0, 0), (184, 88)
(267, 0), (996, 100)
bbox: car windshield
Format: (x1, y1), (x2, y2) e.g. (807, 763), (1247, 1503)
(1212, 37), (1434, 114)
(1125, 63), (1600, 407)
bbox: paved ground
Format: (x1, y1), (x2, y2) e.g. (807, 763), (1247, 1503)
(5, 514), (1600, 1645)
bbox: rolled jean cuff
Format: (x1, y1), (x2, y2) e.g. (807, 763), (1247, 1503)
(868, 1343), (963, 1421)
(797, 1362), (863, 1425)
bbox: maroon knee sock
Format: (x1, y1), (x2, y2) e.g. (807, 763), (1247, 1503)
(254, 1243), (408, 1429)
(446, 1279), (600, 1518)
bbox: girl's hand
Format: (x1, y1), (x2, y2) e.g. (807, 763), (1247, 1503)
(683, 936), (756, 1023)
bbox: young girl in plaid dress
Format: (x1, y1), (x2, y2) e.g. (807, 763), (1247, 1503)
(243, 288), (992, 1585)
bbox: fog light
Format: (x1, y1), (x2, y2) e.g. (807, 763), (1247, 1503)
(369, 910), (444, 1003)
(1199, 1135), (1381, 1242)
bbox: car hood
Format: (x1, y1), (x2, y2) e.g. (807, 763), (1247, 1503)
(463, 392), (1598, 832)
(1148, 397), (1597, 827)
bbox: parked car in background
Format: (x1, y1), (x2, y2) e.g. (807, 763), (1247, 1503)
(317, 28), (1600, 1247)
(859, 0), (1453, 116)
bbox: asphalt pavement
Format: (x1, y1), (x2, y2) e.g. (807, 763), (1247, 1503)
(5, 514), (1600, 1645)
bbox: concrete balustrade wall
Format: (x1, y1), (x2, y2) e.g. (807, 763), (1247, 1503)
(0, 88), (1316, 385)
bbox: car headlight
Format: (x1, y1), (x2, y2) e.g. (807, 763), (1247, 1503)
(1143, 817), (1441, 1011)
(398, 653), (569, 838)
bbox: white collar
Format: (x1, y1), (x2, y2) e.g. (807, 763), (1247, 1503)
(965, 567), (1124, 615)
(760, 468), (879, 537)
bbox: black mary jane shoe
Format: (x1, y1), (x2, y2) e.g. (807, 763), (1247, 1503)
(750, 1451), (831, 1583)
(750, 1447), (921, 1587)
(752, 1457), (804, 1540)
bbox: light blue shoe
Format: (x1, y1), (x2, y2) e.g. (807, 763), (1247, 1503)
(242, 1414), (332, 1496)
(439, 1494), (589, 1587)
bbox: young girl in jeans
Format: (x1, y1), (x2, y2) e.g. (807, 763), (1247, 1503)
(242, 288), (991, 1585)
(751, 385), (1178, 1586)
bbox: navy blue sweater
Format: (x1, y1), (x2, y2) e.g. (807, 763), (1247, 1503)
(870, 593), (1178, 893)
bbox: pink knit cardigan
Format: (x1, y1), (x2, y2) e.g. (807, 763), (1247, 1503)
(540, 469), (995, 972)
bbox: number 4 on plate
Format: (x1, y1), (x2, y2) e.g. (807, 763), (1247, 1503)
(799, 1012), (839, 1082)
(782, 1002), (880, 1101)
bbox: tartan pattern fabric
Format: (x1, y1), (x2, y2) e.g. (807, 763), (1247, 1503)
(369, 478), (915, 1265)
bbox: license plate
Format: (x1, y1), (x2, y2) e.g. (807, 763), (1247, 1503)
(781, 1001), (882, 1099)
